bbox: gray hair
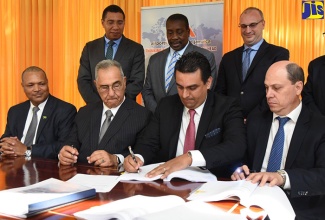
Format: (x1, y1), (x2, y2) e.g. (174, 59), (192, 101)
(286, 63), (305, 84)
(95, 60), (124, 80)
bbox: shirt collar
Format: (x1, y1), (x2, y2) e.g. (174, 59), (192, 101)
(29, 97), (48, 111)
(244, 38), (264, 51)
(104, 35), (122, 47)
(169, 41), (189, 57)
(183, 97), (206, 117)
(272, 101), (302, 124)
(102, 96), (125, 117)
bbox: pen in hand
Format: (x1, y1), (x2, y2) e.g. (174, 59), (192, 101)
(128, 146), (140, 173)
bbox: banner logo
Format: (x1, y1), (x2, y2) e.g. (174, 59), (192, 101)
(302, 1), (324, 19)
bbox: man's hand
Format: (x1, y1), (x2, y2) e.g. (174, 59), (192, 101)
(58, 145), (78, 165)
(246, 172), (284, 187)
(146, 153), (192, 179)
(87, 150), (118, 167)
(0, 137), (27, 156)
(123, 155), (143, 173)
(231, 165), (251, 180)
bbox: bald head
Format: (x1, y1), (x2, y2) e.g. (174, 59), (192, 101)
(264, 61), (304, 116)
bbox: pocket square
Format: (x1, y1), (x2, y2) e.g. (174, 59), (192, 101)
(205, 128), (221, 138)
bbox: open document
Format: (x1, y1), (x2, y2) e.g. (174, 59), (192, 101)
(0, 178), (96, 218)
(117, 163), (217, 182)
(187, 180), (295, 220)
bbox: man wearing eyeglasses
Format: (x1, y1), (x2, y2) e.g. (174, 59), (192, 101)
(58, 60), (151, 167)
(215, 7), (289, 119)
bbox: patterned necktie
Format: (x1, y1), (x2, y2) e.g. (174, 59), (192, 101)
(106, 41), (115, 60)
(165, 52), (178, 92)
(266, 117), (291, 172)
(242, 47), (252, 80)
(24, 106), (40, 146)
(98, 110), (113, 143)
(184, 109), (196, 153)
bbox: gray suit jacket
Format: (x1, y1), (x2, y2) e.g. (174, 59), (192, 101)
(77, 35), (145, 103)
(142, 42), (217, 112)
(64, 98), (151, 163)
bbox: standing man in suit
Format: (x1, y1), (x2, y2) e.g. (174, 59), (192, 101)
(232, 61), (325, 219)
(302, 55), (325, 116)
(124, 52), (246, 177)
(59, 60), (151, 167)
(142, 13), (217, 113)
(0, 66), (77, 159)
(215, 7), (289, 118)
(78, 4), (145, 103)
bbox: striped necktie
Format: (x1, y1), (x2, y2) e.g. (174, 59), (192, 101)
(106, 41), (115, 60)
(165, 52), (178, 92)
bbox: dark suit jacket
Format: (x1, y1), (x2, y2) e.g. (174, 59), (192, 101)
(1, 95), (77, 159)
(77, 35), (145, 103)
(134, 91), (247, 174)
(302, 55), (325, 116)
(65, 98), (151, 163)
(142, 42), (217, 112)
(246, 104), (325, 219)
(215, 40), (289, 118)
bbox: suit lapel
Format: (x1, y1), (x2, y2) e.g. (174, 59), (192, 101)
(35, 96), (55, 142)
(159, 49), (169, 95)
(114, 35), (128, 61)
(90, 103), (103, 152)
(195, 92), (214, 148)
(252, 111), (272, 170)
(17, 101), (30, 139)
(235, 46), (244, 83)
(168, 97), (184, 158)
(246, 41), (269, 80)
(285, 106), (310, 168)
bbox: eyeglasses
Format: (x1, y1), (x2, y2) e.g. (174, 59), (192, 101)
(238, 20), (264, 29)
(98, 83), (123, 92)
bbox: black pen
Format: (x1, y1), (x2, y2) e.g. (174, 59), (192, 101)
(128, 146), (140, 173)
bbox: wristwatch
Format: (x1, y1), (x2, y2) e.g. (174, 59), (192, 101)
(25, 146), (32, 157)
(277, 169), (286, 188)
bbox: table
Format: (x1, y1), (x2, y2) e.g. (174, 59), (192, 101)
(0, 156), (263, 219)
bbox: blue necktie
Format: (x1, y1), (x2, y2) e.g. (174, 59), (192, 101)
(242, 48), (252, 80)
(106, 41), (115, 60)
(266, 117), (290, 172)
(165, 52), (178, 92)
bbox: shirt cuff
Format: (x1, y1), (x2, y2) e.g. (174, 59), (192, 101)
(188, 150), (206, 167)
(283, 170), (291, 190)
(115, 154), (124, 165)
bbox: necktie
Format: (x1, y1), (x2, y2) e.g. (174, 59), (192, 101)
(98, 110), (113, 143)
(242, 48), (252, 80)
(266, 117), (290, 172)
(24, 106), (40, 146)
(106, 41), (115, 60)
(184, 109), (196, 153)
(165, 52), (178, 92)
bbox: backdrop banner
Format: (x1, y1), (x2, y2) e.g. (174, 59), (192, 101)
(141, 2), (223, 69)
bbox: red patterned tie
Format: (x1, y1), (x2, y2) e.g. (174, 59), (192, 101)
(184, 109), (196, 153)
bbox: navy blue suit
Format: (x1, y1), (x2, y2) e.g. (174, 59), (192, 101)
(246, 104), (325, 219)
(2, 95), (77, 159)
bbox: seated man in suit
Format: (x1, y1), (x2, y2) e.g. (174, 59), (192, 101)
(215, 7), (289, 119)
(124, 51), (246, 178)
(0, 66), (77, 159)
(78, 4), (145, 103)
(231, 61), (325, 219)
(59, 60), (151, 167)
(302, 55), (325, 116)
(142, 13), (216, 113)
